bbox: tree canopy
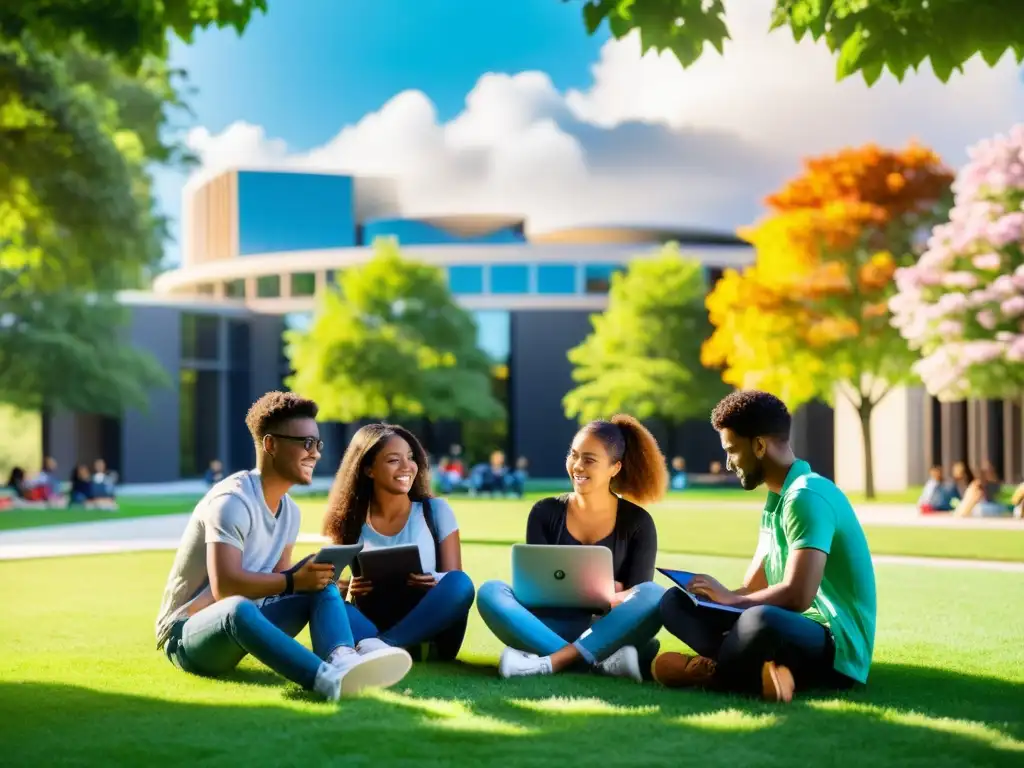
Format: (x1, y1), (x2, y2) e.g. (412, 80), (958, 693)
(573, 0), (1024, 84)
(286, 239), (505, 424)
(702, 143), (954, 496)
(564, 244), (727, 427)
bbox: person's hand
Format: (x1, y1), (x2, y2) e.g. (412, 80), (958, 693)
(408, 572), (437, 590)
(688, 574), (738, 606)
(347, 575), (373, 597)
(293, 559), (336, 592)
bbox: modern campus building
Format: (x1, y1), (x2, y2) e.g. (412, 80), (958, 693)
(42, 169), (1023, 490)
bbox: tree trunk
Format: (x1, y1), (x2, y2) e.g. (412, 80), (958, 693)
(858, 400), (876, 500)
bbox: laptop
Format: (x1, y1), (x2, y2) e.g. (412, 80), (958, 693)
(511, 544), (615, 612)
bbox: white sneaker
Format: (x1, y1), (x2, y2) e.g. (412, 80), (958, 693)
(596, 645), (642, 682)
(498, 647), (553, 679)
(319, 646), (413, 699)
(355, 637), (394, 656)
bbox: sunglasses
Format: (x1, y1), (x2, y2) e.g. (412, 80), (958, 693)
(268, 434), (324, 453)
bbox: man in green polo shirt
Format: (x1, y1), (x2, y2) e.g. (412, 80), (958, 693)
(652, 390), (876, 703)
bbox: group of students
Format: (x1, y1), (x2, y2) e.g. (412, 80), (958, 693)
(156, 388), (877, 704)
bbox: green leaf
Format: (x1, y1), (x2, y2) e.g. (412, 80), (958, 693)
(582, 1), (610, 35)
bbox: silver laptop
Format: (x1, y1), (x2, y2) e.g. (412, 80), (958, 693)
(511, 544), (615, 612)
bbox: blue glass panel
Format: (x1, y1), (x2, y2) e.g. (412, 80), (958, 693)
(537, 264), (577, 294)
(237, 171), (356, 255)
(448, 265), (484, 294)
(584, 263), (624, 294)
(491, 265), (529, 294)
(361, 218), (525, 245)
(474, 310), (510, 363)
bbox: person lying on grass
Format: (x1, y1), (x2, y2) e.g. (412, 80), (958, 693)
(323, 423), (476, 662)
(653, 390), (877, 704)
(477, 414), (668, 682)
(154, 392), (412, 701)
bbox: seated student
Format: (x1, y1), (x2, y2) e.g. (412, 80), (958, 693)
(954, 462), (1009, 518)
(653, 391), (876, 703)
(477, 415), (669, 682)
(670, 456), (689, 491)
(155, 392), (412, 701)
(1012, 482), (1024, 520)
(324, 423), (475, 662)
(5, 467), (46, 508)
(918, 465), (955, 512)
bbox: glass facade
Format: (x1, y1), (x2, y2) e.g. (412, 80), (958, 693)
(584, 263), (624, 294)
(490, 265), (530, 294)
(181, 313), (219, 361)
(537, 264), (577, 294)
(178, 368), (221, 478)
(448, 265), (484, 295)
(256, 275), (281, 298)
(291, 272), (316, 297)
(237, 171), (356, 255)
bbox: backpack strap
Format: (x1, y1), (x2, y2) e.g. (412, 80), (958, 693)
(422, 496), (442, 572)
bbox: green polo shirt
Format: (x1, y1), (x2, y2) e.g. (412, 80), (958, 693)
(758, 460), (877, 684)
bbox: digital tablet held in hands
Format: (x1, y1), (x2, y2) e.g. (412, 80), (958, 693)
(313, 543), (364, 582)
(356, 544), (424, 581)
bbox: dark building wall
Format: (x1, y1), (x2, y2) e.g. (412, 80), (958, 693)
(509, 310), (593, 478)
(121, 305), (183, 483)
(791, 400), (835, 480)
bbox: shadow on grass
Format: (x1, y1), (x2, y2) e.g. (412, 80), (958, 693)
(2, 663), (1020, 767)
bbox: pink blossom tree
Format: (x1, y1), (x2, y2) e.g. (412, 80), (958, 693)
(890, 125), (1024, 401)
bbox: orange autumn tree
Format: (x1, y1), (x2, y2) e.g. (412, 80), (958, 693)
(702, 144), (954, 498)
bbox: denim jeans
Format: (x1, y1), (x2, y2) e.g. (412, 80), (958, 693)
(477, 579), (664, 664)
(165, 583), (353, 690)
(347, 570), (476, 661)
(660, 588), (855, 693)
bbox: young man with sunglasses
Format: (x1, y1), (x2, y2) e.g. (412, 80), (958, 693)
(155, 391), (412, 700)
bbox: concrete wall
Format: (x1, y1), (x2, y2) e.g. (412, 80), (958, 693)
(834, 385), (926, 492)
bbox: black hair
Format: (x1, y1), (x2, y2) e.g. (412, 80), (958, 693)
(244, 391), (319, 441)
(710, 390), (791, 439)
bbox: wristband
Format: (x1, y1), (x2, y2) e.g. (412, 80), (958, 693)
(284, 571), (294, 595)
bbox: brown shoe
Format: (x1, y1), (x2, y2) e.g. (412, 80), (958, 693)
(651, 652), (717, 688)
(761, 661), (795, 702)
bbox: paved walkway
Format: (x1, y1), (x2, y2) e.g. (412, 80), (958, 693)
(1, 511), (1021, 571)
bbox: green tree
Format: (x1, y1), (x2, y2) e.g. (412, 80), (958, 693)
(286, 239), (505, 425)
(1, 1), (267, 414)
(573, 0), (1023, 84)
(563, 244), (727, 447)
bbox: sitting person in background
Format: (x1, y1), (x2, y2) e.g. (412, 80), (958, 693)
(34, 456), (66, 506)
(324, 423), (476, 662)
(918, 465), (955, 513)
(670, 456), (689, 491)
(205, 459), (225, 486)
(506, 456), (529, 498)
(949, 461), (974, 506)
(6, 467), (47, 508)
(1012, 483), (1024, 520)
(955, 462), (1009, 518)
(92, 459), (118, 498)
(70, 464), (117, 510)
(437, 454), (466, 494)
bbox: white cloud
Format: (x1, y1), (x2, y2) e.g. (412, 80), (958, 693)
(185, 0), (1024, 234)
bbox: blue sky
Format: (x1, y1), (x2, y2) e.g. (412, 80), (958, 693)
(158, 0), (1023, 266)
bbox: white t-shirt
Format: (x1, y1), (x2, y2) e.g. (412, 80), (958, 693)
(358, 498), (458, 576)
(154, 469), (300, 648)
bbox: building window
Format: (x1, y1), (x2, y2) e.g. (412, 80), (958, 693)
(448, 265), (484, 295)
(291, 272), (316, 297)
(181, 313), (219, 361)
(179, 368), (221, 478)
(224, 279), (245, 299)
(256, 275), (281, 298)
(228, 320), (251, 370)
(584, 264), (624, 294)
(491, 264), (529, 294)
(537, 264), (577, 294)
(195, 283), (214, 296)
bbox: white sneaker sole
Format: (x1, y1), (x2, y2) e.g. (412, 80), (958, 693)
(339, 648), (413, 696)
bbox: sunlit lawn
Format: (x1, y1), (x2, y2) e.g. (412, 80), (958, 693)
(2, 542), (1022, 767)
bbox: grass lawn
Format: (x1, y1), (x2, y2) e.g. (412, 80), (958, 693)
(2, 543), (1022, 767)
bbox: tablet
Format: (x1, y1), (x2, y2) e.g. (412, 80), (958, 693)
(313, 543), (364, 582)
(356, 544), (423, 582)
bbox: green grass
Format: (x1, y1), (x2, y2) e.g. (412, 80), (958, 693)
(0, 495), (204, 532)
(1, 544), (1022, 767)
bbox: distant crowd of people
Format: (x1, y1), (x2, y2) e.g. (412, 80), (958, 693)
(918, 460), (1024, 519)
(3, 457), (118, 510)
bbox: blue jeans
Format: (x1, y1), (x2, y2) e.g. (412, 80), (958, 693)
(165, 584), (353, 690)
(347, 570), (476, 661)
(477, 579), (665, 664)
